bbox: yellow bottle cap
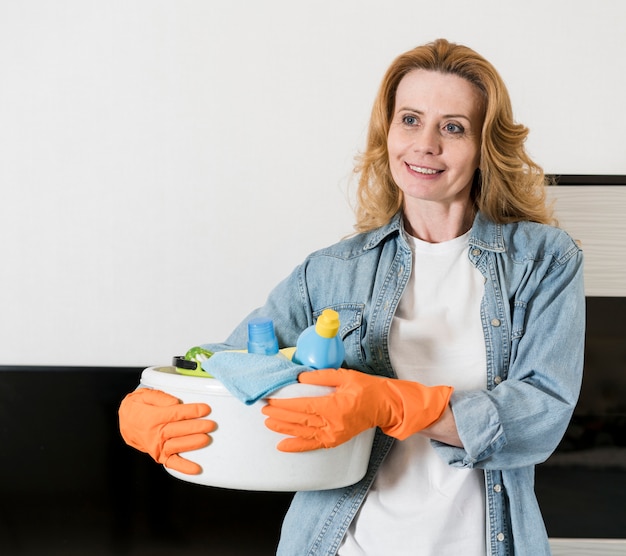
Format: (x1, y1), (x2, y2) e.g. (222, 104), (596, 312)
(315, 309), (340, 338)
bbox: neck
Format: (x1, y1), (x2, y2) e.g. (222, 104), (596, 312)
(403, 203), (475, 243)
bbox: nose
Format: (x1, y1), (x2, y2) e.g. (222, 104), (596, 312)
(412, 126), (441, 155)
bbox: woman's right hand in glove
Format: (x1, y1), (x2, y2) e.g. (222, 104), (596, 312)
(118, 388), (216, 474)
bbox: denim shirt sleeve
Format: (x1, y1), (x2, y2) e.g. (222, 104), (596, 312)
(200, 263), (313, 353)
(433, 228), (585, 470)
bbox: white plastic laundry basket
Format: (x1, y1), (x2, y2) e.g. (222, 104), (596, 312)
(140, 366), (375, 491)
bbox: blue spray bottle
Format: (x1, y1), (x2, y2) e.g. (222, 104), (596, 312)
(292, 309), (345, 369)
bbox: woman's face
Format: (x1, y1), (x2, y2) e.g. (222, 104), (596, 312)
(387, 69), (484, 214)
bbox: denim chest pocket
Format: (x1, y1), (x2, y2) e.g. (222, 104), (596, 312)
(313, 303), (365, 368)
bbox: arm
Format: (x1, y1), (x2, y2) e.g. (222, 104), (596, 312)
(262, 368), (453, 451)
(434, 246), (585, 469)
(200, 263), (312, 353)
(420, 405), (463, 447)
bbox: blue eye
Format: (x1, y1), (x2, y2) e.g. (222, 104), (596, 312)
(402, 115), (419, 126)
(445, 123), (464, 134)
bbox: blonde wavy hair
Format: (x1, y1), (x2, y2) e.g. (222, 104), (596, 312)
(354, 38), (554, 232)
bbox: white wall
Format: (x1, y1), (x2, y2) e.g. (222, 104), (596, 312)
(1, 0), (625, 366)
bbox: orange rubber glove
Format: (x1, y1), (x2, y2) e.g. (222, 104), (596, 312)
(262, 369), (453, 452)
(118, 388), (216, 474)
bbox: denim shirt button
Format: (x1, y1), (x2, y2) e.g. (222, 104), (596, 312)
(494, 376), (503, 385)
(491, 318), (501, 327)
(497, 533), (505, 542)
(471, 248), (481, 257)
(494, 484), (502, 493)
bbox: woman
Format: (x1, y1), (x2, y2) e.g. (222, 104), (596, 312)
(119, 39), (585, 555)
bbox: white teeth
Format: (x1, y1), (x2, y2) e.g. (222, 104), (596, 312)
(409, 165), (440, 175)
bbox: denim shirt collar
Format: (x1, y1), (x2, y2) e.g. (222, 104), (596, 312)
(469, 212), (506, 253)
(364, 211), (506, 253)
(362, 212), (405, 251)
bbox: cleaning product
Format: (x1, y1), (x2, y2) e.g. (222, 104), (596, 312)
(247, 317), (280, 355)
(173, 346), (214, 377)
(173, 318), (282, 378)
(292, 309), (345, 369)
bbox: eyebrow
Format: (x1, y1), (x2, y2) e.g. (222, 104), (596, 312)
(397, 107), (472, 122)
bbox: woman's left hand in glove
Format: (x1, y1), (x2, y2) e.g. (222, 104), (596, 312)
(262, 368), (453, 452)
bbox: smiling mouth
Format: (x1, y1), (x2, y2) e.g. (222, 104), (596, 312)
(407, 163), (443, 175)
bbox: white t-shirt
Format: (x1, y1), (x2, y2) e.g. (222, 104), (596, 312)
(339, 230), (487, 556)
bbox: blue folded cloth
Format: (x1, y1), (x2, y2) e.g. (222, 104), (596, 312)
(202, 351), (311, 405)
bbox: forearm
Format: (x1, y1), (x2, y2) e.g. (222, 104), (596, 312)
(419, 405), (463, 448)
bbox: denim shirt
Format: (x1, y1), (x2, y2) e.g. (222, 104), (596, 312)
(205, 211), (585, 556)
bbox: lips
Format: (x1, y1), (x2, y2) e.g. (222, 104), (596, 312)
(407, 163), (443, 175)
